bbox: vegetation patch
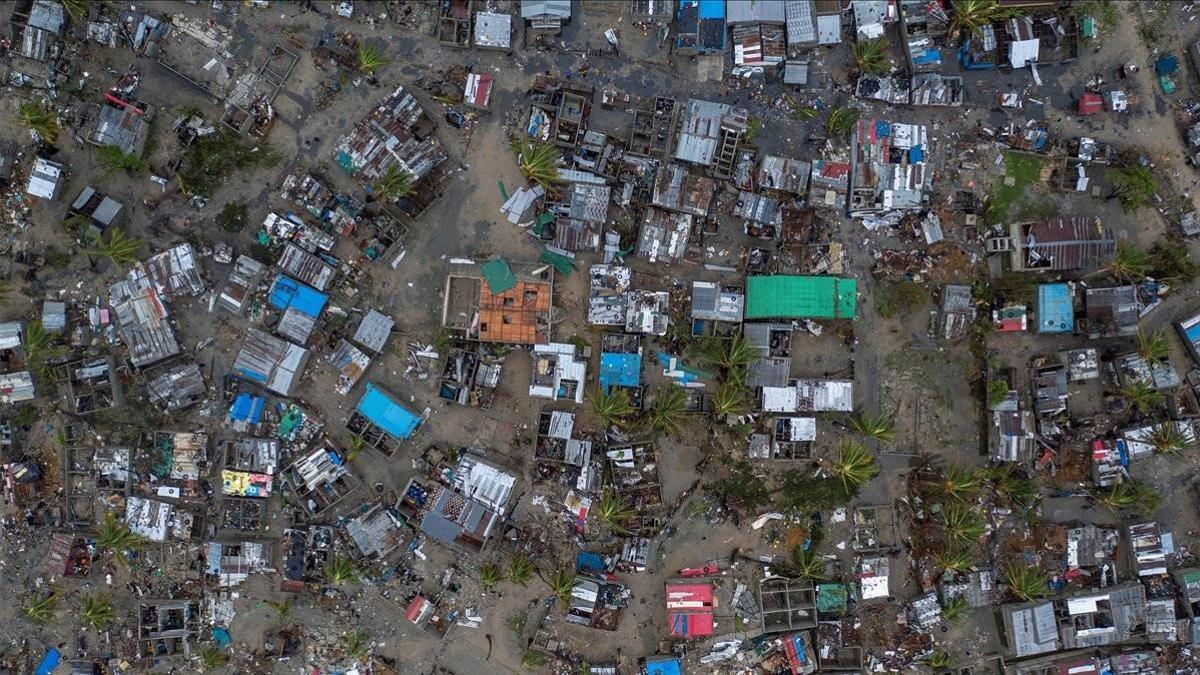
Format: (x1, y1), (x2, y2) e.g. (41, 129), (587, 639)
(985, 152), (1046, 225)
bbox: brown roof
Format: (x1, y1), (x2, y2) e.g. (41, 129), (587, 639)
(1023, 218), (1115, 272)
(477, 280), (551, 344)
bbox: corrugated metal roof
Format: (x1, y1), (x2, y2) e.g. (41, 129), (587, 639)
(474, 12), (512, 48)
(728, 0), (786, 24)
(0, 371), (35, 403)
(744, 276), (857, 320)
(269, 275), (327, 318)
(233, 328), (309, 396)
(41, 302), (66, 332)
(277, 243), (335, 290)
(1003, 601), (1060, 657)
(147, 362), (206, 412)
(0, 322), (22, 351)
(26, 158), (64, 200)
(521, 0), (572, 19)
(353, 309), (394, 353)
(786, 1), (817, 46)
(816, 13), (841, 44)
(108, 275), (180, 368)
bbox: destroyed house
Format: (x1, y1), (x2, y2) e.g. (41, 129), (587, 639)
(992, 406), (1036, 463)
(691, 281), (744, 336)
(1177, 309), (1200, 365)
(262, 212), (336, 252)
(280, 444), (358, 516)
(13, 0), (62, 63)
(136, 600), (200, 658)
(158, 15), (236, 99)
(139, 243), (205, 300)
(276, 243), (336, 291)
(268, 275), (327, 345)
(534, 410), (596, 486)
(849, 119), (930, 216)
(334, 85), (447, 185)
(529, 343), (587, 403)
(226, 392), (267, 434)
(756, 155), (811, 195)
(69, 186), (123, 235)
(348, 383), (421, 453)
(1084, 285), (1139, 338)
(652, 163), (716, 216)
(206, 541), (272, 586)
(675, 0), (726, 55)
(26, 157), (65, 201)
(745, 275), (857, 320)
(443, 259), (554, 345)
(59, 357), (119, 415)
(146, 362), (205, 413)
(607, 443), (663, 517)
(673, 99), (747, 174)
(345, 502), (407, 560)
(217, 256), (265, 315)
(637, 207), (693, 264)
(1007, 218), (1116, 273)
(233, 328), (309, 397)
(565, 577), (627, 631)
(809, 159), (850, 210)
(588, 265), (631, 326)
(1129, 522), (1168, 578)
(401, 451), (516, 553)
(439, 344), (502, 407)
(108, 275), (180, 369)
(329, 340), (370, 396)
(223, 437), (279, 476)
(86, 100), (151, 157)
(1058, 583), (1147, 649)
(759, 577), (818, 633)
(937, 284), (976, 340)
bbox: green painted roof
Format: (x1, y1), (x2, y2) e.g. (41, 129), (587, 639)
(744, 276), (857, 320)
(480, 258), (516, 294)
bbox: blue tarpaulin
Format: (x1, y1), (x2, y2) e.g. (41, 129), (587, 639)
(229, 392), (266, 424)
(599, 352), (642, 392)
(34, 649), (60, 675)
(1156, 54), (1179, 75)
(874, 120), (890, 137)
(909, 146), (924, 163)
(697, 0), (724, 19)
(356, 383), (421, 440)
(576, 551), (606, 575)
(211, 626), (232, 648)
(269, 275), (328, 318)
(646, 657), (682, 675)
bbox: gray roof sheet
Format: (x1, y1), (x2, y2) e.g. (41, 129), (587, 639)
(353, 309), (394, 353)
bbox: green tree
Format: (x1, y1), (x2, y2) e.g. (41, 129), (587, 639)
(710, 380), (749, 420)
(479, 563), (502, 592)
(934, 464), (979, 502)
(1002, 562), (1049, 601)
(1099, 241), (1150, 281)
(941, 503), (986, 545)
(826, 441), (878, 491)
(215, 201), (249, 232)
(545, 565), (575, 609)
(709, 457), (770, 511)
(825, 107), (859, 138)
(508, 137), (564, 191)
(594, 488), (636, 534)
(1136, 328), (1170, 365)
(587, 386), (635, 429)
(96, 145), (149, 175)
(1148, 240), (1197, 284)
(925, 651), (954, 669)
(1145, 422), (1197, 456)
(1118, 379), (1163, 416)
(23, 320), (66, 380)
(776, 544), (827, 581)
(701, 334), (756, 374)
(23, 591), (60, 624)
(341, 628), (371, 659)
(521, 650), (548, 669)
(198, 646), (228, 671)
(851, 38), (890, 75)
(96, 511), (146, 564)
(948, 0), (1018, 38)
(644, 385), (687, 438)
(178, 131), (280, 198)
(1093, 480), (1161, 514)
(507, 552), (535, 586)
(987, 379), (1011, 408)
(85, 228), (144, 268)
(80, 594), (117, 630)
(941, 595), (970, 622)
(374, 164), (413, 201)
(326, 556), (359, 584)
(17, 99), (59, 144)
(356, 42), (390, 75)
(847, 409), (895, 443)
(1110, 166), (1157, 212)
(61, 0), (88, 22)
(933, 546), (975, 573)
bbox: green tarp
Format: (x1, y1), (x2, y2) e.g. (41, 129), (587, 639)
(744, 275), (857, 320)
(539, 249), (574, 276)
(480, 258), (517, 294)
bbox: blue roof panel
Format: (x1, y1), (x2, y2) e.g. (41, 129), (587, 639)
(270, 275), (328, 318)
(356, 383), (420, 440)
(1037, 283), (1073, 334)
(698, 0), (724, 19)
(599, 352), (642, 390)
(646, 657), (682, 675)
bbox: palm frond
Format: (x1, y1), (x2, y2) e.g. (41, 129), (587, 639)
(85, 228), (144, 268)
(80, 594), (117, 630)
(23, 591), (60, 624)
(587, 386), (635, 429)
(508, 137), (564, 191)
(1002, 562), (1049, 601)
(1136, 328), (1170, 365)
(507, 552), (535, 586)
(1145, 422), (1197, 456)
(851, 38), (890, 75)
(645, 385), (687, 438)
(594, 487), (636, 534)
(828, 441), (878, 491)
(355, 42), (390, 74)
(1118, 379), (1164, 416)
(940, 503), (986, 545)
(96, 510), (146, 564)
(374, 163), (413, 201)
(479, 563), (503, 592)
(545, 565), (575, 609)
(1093, 480), (1161, 514)
(18, 100), (59, 144)
(941, 595), (970, 622)
(848, 409), (896, 443)
(326, 556), (359, 584)
(711, 380), (749, 420)
(341, 628), (371, 659)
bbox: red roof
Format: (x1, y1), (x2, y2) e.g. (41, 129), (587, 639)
(994, 317), (1026, 332)
(1078, 93), (1103, 115)
(405, 595), (430, 623)
(820, 162), (850, 179)
(465, 74), (493, 109)
(666, 583), (715, 637)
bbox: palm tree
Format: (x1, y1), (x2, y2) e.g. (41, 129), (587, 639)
(778, 544), (827, 581)
(941, 595), (970, 622)
(924, 651), (954, 669)
(521, 649), (548, 669)
(508, 137), (564, 191)
(96, 511), (146, 564)
(941, 503), (986, 545)
(645, 385), (687, 438)
(23, 591), (60, 624)
(61, 0), (88, 22)
(711, 381), (749, 420)
(17, 99), (59, 144)
(1136, 329), (1170, 365)
(1093, 480), (1161, 514)
(341, 628), (371, 660)
(545, 565), (575, 609)
(374, 164), (413, 201)
(265, 599), (293, 622)
(355, 42), (390, 75)
(85, 228), (144, 268)
(825, 107), (860, 138)
(982, 465), (1036, 509)
(948, 0), (1017, 38)
(587, 386), (635, 429)
(479, 563), (503, 592)
(848, 409), (896, 444)
(507, 553), (535, 586)
(1101, 242), (1150, 282)
(23, 320), (66, 379)
(826, 441), (878, 491)
(933, 546), (975, 573)
(198, 646), (229, 671)
(346, 435), (365, 463)
(1145, 422), (1197, 456)
(1002, 562), (1049, 601)
(934, 464), (979, 502)
(594, 487), (636, 534)
(851, 38), (890, 75)
(1118, 380), (1164, 416)
(326, 556), (359, 584)
(1110, 166), (1157, 213)
(80, 594), (117, 630)
(702, 334), (755, 374)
